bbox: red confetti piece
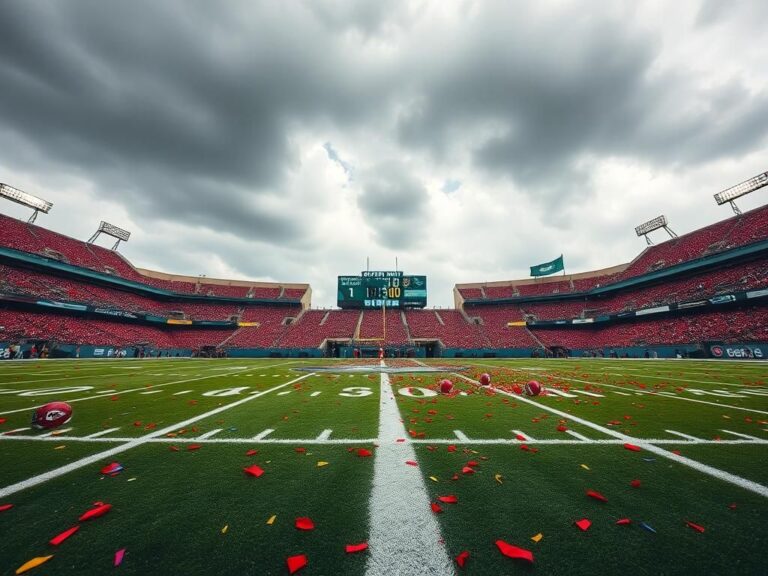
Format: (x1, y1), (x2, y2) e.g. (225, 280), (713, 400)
(405, 460), (418, 467)
(466, 460), (479, 467)
(431, 502), (443, 513)
(243, 465), (264, 478)
(79, 503), (112, 521)
(295, 447), (306, 453)
(623, 443), (641, 452)
(455, 550), (470, 568)
(630, 479), (641, 488)
(556, 425), (568, 432)
(672, 450), (682, 456)
(245, 449), (258, 456)
(100, 462), (123, 475)
(728, 503), (737, 510)
(295, 517), (315, 531)
(396, 438), (405, 443)
(575, 518), (591, 531)
(357, 448), (372, 457)
(169, 446), (180, 452)
(0, 504), (13, 512)
(515, 434), (526, 441)
(451, 473), (459, 481)
(0, 418), (6, 424)
(187, 444), (202, 451)
(495, 540), (534, 563)
(114, 548), (126, 567)
(685, 520), (705, 533)
(520, 444), (530, 451)
(287, 554), (307, 574)
(461, 466), (475, 475)
(616, 518), (631, 526)
(133, 421), (142, 427)
(438, 495), (458, 504)
(586, 489), (607, 502)
(49, 525), (79, 546)
(345, 542), (368, 553)
(447, 445), (457, 452)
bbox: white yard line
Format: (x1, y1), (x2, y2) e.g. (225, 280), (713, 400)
(197, 429), (223, 439)
(564, 429), (591, 441)
(0, 362), (295, 416)
(721, 430), (762, 441)
(665, 430), (702, 441)
(453, 430), (470, 441)
(365, 365), (454, 576)
(454, 373), (768, 499)
(0, 373), (314, 499)
(490, 364), (768, 416)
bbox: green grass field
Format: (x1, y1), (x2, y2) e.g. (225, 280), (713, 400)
(1, 358), (766, 575)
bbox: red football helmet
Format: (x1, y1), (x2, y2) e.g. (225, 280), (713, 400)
(479, 373), (491, 386)
(32, 402), (73, 430)
(524, 380), (542, 397)
(439, 379), (453, 394)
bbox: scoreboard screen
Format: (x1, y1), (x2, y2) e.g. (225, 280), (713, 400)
(337, 272), (427, 309)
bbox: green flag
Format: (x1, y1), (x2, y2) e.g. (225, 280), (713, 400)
(530, 255), (564, 277)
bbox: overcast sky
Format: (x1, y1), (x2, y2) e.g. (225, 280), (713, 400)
(1, 0), (767, 308)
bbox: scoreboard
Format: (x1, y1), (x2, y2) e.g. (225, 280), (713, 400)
(337, 271), (427, 309)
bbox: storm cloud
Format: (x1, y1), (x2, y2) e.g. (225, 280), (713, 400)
(0, 0), (766, 306)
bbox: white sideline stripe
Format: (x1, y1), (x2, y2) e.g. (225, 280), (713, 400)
(666, 430), (702, 441)
(1, 436), (766, 446)
(253, 429), (274, 440)
(0, 361), (298, 416)
(493, 365), (768, 416)
(453, 430), (470, 441)
(365, 365), (454, 576)
(721, 429), (762, 440)
(140, 390), (163, 395)
(512, 429), (532, 441)
(197, 429), (223, 439)
(85, 428), (121, 438)
(310, 391), (322, 397)
(173, 390), (193, 395)
(0, 373), (314, 500)
(455, 373), (768, 499)
(564, 430), (591, 441)
(316, 429), (333, 441)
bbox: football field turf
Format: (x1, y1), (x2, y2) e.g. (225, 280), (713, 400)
(1, 358), (766, 575)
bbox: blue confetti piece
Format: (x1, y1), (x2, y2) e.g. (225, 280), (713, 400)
(640, 522), (657, 533)
(642, 458), (656, 462)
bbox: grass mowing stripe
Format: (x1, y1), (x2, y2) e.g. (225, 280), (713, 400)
(365, 365), (454, 576)
(492, 364), (768, 416)
(454, 373), (768, 499)
(0, 372), (315, 499)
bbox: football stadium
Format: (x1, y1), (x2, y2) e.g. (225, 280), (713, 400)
(1, 2), (768, 575)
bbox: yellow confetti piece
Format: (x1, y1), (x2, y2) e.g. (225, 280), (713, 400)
(54, 445), (66, 450)
(266, 515), (276, 525)
(494, 473), (503, 484)
(50, 430), (65, 436)
(429, 476), (439, 482)
(531, 533), (543, 543)
(127, 478), (137, 482)
(722, 415), (731, 419)
(221, 525), (229, 534)
(317, 461), (329, 467)
(16, 555), (53, 575)
(580, 464), (590, 470)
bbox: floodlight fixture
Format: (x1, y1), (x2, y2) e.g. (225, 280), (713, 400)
(0, 183), (53, 223)
(635, 215), (677, 245)
(714, 171), (767, 215)
(88, 220), (131, 250)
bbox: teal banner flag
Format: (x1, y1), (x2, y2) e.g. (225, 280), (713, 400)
(530, 255), (564, 277)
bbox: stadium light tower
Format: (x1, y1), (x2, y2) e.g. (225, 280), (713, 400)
(634, 215), (677, 245)
(0, 183), (53, 223)
(714, 170), (768, 215)
(88, 221), (131, 250)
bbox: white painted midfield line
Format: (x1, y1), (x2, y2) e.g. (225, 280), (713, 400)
(455, 373), (768, 499)
(0, 373), (315, 499)
(365, 364), (454, 576)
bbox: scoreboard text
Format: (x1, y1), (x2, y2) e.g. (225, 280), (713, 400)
(337, 272), (427, 309)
